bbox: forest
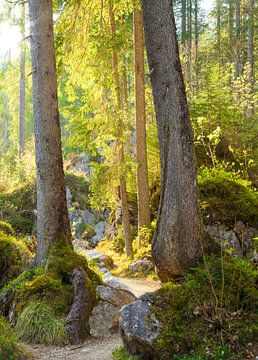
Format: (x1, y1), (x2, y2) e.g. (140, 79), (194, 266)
(0, 0), (257, 359)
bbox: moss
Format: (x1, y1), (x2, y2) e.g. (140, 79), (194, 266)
(152, 256), (258, 359)
(0, 232), (31, 289)
(0, 315), (31, 360)
(112, 346), (138, 360)
(0, 220), (14, 235)
(198, 167), (258, 227)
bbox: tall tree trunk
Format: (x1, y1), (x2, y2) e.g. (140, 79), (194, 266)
(181, 0), (187, 43)
(141, 0), (203, 281)
(28, 0), (72, 265)
(19, 3), (26, 158)
(235, 0), (241, 77)
(134, 5), (151, 246)
(228, 0), (234, 60)
(108, 2), (133, 258)
(2, 96), (9, 154)
(194, 0), (199, 91)
(217, 0), (221, 61)
(247, 0), (254, 90)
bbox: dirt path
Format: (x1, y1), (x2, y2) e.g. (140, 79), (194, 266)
(25, 277), (160, 360)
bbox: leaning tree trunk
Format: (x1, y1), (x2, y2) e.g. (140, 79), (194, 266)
(134, 5), (151, 245)
(28, 0), (72, 265)
(141, 0), (203, 281)
(19, 2), (26, 158)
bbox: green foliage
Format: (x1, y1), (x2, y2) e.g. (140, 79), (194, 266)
(153, 256), (258, 359)
(0, 231), (31, 288)
(198, 166), (258, 227)
(112, 346), (138, 360)
(0, 315), (30, 360)
(16, 302), (67, 345)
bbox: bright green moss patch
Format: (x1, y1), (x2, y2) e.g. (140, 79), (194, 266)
(152, 256), (258, 359)
(198, 167), (258, 227)
(0, 220), (14, 235)
(16, 302), (67, 345)
(0, 232), (31, 288)
(0, 315), (31, 360)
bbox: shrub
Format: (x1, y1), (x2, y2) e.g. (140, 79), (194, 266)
(112, 346), (138, 360)
(0, 315), (29, 360)
(16, 302), (67, 345)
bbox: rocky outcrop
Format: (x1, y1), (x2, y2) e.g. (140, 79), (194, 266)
(128, 258), (154, 273)
(205, 221), (257, 257)
(89, 285), (136, 338)
(119, 294), (162, 359)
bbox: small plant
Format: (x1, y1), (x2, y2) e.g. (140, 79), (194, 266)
(0, 220), (14, 235)
(16, 301), (67, 345)
(112, 346), (138, 360)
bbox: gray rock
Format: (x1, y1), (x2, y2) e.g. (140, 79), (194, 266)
(90, 222), (109, 246)
(73, 239), (91, 251)
(102, 273), (129, 290)
(89, 286), (136, 338)
(129, 258), (154, 272)
(120, 297), (162, 359)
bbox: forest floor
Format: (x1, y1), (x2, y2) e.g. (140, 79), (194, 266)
(24, 277), (160, 360)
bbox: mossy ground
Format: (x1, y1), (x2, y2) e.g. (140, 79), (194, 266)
(0, 243), (102, 345)
(0, 229), (31, 288)
(151, 255), (258, 359)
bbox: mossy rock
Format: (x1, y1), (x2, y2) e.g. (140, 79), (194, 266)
(0, 315), (32, 360)
(151, 256), (258, 359)
(65, 172), (90, 209)
(0, 232), (31, 289)
(198, 167), (258, 227)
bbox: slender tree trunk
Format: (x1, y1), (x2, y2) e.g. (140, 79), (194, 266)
(235, 0), (241, 77)
(2, 96), (9, 154)
(19, 3), (26, 158)
(28, 0), (72, 265)
(181, 0), (187, 43)
(217, 0), (221, 61)
(141, 0), (203, 281)
(134, 5), (151, 246)
(108, 2), (133, 258)
(228, 0), (234, 60)
(194, 0), (199, 91)
(247, 0), (254, 89)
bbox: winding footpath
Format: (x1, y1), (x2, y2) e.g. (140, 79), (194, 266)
(25, 277), (160, 360)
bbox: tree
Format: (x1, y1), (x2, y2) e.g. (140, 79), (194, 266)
(19, 3), (26, 158)
(28, 0), (71, 265)
(134, 4), (151, 245)
(108, 2), (133, 258)
(235, 0), (241, 77)
(141, 0), (203, 281)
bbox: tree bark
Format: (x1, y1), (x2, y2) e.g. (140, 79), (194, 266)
(19, 3), (26, 158)
(235, 0), (241, 77)
(108, 2), (133, 258)
(2, 96), (9, 155)
(217, 0), (221, 61)
(141, 0), (203, 280)
(247, 0), (254, 89)
(181, 0), (187, 43)
(134, 5), (151, 245)
(28, 0), (72, 265)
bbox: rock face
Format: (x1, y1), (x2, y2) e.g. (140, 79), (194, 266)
(119, 294), (162, 359)
(89, 285), (136, 338)
(205, 221), (257, 257)
(129, 258), (154, 273)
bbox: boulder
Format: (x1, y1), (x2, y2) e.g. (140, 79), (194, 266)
(119, 294), (162, 359)
(90, 222), (109, 247)
(89, 285), (136, 338)
(72, 239), (91, 252)
(129, 258), (154, 273)
(102, 272), (129, 290)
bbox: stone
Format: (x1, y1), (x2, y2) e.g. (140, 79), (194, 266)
(89, 285), (136, 338)
(129, 258), (154, 273)
(102, 273), (129, 290)
(90, 222), (109, 246)
(73, 239), (91, 251)
(119, 296), (162, 359)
